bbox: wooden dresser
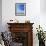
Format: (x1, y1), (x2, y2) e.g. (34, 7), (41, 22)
(7, 23), (34, 46)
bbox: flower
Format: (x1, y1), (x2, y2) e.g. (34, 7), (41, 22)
(36, 25), (45, 41)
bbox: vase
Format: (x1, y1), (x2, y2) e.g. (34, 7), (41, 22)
(39, 40), (45, 46)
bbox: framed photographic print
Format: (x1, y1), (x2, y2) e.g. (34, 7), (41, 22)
(15, 3), (26, 16)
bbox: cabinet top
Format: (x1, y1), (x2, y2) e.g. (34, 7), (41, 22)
(7, 23), (34, 25)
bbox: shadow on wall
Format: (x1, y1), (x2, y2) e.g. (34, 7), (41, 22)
(0, 0), (2, 32)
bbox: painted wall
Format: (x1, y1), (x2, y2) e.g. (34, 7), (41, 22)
(2, 0), (46, 46)
(2, 0), (40, 30)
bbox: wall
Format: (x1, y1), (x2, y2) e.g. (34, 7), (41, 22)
(40, 0), (46, 13)
(40, 0), (46, 32)
(0, 0), (2, 32)
(2, 0), (46, 46)
(2, 0), (40, 30)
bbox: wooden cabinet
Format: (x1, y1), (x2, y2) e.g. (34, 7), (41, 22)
(7, 23), (34, 46)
